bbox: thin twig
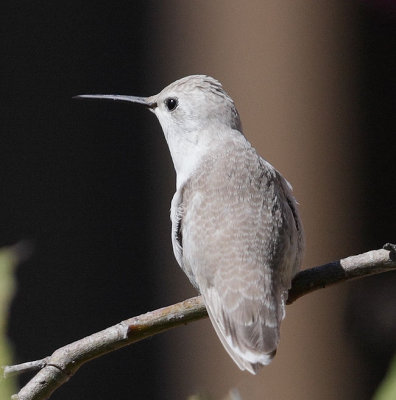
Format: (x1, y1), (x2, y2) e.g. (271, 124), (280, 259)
(6, 246), (396, 400)
(3, 358), (50, 379)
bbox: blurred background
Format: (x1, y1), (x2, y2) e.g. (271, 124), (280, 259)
(1, 1), (395, 399)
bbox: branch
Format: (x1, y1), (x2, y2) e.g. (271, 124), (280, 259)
(287, 244), (396, 304)
(5, 246), (396, 400)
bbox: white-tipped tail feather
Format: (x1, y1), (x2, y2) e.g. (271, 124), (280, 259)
(204, 287), (281, 374)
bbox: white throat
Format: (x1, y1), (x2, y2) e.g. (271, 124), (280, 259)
(163, 127), (209, 190)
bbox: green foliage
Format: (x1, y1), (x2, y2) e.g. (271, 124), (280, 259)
(373, 355), (396, 400)
(0, 246), (19, 398)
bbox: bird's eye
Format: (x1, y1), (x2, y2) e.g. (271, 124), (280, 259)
(165, 97), (178, 111)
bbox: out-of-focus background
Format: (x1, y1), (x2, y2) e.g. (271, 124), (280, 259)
(1, 1), (395, 399)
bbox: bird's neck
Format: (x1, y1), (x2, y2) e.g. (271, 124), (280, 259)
(165, 129), (211, 190)
(164, 126), (248, 190)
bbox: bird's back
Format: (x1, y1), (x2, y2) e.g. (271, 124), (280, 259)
(171, 136), (303, 373)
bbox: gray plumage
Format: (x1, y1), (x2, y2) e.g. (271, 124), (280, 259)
(76, 75), (304, 374)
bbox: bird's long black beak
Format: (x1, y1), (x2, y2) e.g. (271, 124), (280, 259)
(73, 94), (157, 109)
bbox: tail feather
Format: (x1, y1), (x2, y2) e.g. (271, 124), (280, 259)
(204, 287), (282, 374)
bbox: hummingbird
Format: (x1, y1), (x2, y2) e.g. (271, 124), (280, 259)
(75, 75), (304, 374)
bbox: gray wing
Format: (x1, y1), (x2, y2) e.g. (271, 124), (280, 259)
(179, 142), (303, 374)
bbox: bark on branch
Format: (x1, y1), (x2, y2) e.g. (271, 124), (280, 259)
(4, 246), (396, 400)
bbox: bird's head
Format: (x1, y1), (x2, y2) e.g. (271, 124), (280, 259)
(75, 75), (241, 137)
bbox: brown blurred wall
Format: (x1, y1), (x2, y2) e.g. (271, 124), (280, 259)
(152, 1), (363, 399)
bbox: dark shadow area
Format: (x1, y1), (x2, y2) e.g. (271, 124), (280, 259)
(346, 2), (396, 399)
(2, 2), (172, 398)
